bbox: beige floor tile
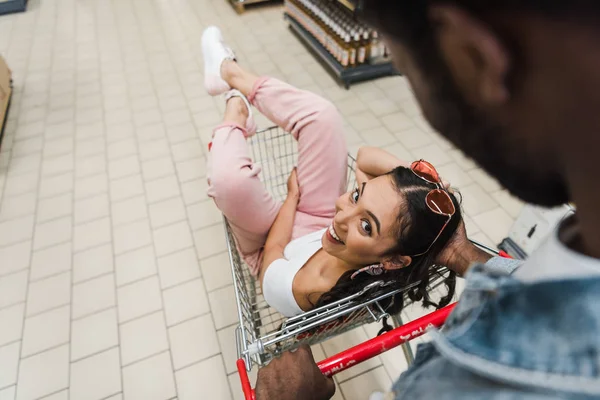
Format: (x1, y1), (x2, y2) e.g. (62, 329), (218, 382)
(122, 352), (176, 400)
(0, 241), (31, 277)
(339, 366), (392, 400)
(176, 355), (232, 400)
(70, 348), (122, 400)
(394, 127), (433, 150)
(36, 193), (72, 223)
(139, 138), (171, 162)
(75, 154), (106, 179)
(207, 285), (239, 330)
(108, 155), (140, 181)
(113, 219), (152, 255)
(72, 244), (114, 284)
(73, 217), (112, 252)
(347, 111), (382, 131)
(0, 215), (34, 247)
(4, 171), (39, 198)
(473, 207), (515, 243)
(163, 278), (210, 326)
(145, 174), (181, 204)
(0, 192), (37, 221)
(411, 142), (453, 166)
(168, 314), (220, 370)
(40, 390), (68, 400)
(491, 190), (525, 219)
(193, 223), (227, 259)
(435, 162), (474, 188)
(157, 247), (201, 289)
(149, 197), (186, 229)
(117, 276), (162, 323)
(141, 157), (175, 182)
(115, 246), (157, 287)
(33, 216), (72, 251)
(72, 274), (116, 320)
(360, 126), (397, 147)
(217, 325), (238, 375)
(153, 221), (194, 257)
(107, 138), (138, 160)
(74, 194), (109, 224)
(26, 273), (70, 317)
(71, 308), (119, 361)
(120, 311), (169, 365)
(468, 168), (502, 192)
(16, 345), (69, 400)
(181, 179), (209, 206)
(111, 195), (148, 227)
(187, 199), (222, 230)
(171, 139), (204, 163)
(200, 252), (233, 292)
(449, 148), (478, 171)
(74, 174), (108, 201)
(0, 342), (20, 388)
(460, 183), (500, 217)
(21, 306), (70, 357)
(0, 386), (16, 400)
(109, 174), (145, 202)
(0, 270), (28, 309)
(175, 157), (206, 183)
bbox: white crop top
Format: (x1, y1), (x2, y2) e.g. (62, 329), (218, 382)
(262, 228), (326, 317)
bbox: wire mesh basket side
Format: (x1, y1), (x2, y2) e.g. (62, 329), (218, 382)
(226, 126), (447, 370)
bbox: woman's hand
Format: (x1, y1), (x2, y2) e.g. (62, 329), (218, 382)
(287, 167), (300, 201)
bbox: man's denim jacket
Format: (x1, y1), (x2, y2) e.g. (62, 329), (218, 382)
(392, 258), (600, 399)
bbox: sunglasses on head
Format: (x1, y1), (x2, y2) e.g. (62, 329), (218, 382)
(409, 159), (456, 257)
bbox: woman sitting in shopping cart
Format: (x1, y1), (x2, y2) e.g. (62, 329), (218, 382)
(203, 27), (463, 317)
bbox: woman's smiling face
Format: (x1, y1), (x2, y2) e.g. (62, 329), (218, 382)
(322, 175), (404, 266)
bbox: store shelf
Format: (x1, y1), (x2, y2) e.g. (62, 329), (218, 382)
(336, 0), (355, 11)
(0, 0), (27, 15)
(285, 14), (397, 88)
(228, 0), (281, 14)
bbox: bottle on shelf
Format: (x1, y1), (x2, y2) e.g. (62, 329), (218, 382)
(285, 0), (388, 68)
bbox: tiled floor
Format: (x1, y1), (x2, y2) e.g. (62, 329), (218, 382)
(0, 0), (524, 399)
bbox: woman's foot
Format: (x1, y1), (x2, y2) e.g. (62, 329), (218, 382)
(202, 26), (235, 96)
(225, 89), (257, 137)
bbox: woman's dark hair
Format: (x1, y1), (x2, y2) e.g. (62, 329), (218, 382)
(314, 165), (462, 315)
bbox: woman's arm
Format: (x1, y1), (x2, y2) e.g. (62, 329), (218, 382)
(356, 146), (411, 183)
(259, 169), (300, 284)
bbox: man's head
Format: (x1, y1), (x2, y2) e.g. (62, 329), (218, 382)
(358, 1), (600, 207)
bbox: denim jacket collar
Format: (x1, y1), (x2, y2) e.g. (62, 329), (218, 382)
(429, 263), (600, 396)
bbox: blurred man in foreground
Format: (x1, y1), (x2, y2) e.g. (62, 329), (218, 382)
(255, 1), (600, 399)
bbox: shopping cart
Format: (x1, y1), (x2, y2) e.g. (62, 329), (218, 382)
(226, 126), (461, 399)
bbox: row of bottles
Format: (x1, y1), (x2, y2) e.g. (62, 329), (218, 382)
(285, 0), (388, 68)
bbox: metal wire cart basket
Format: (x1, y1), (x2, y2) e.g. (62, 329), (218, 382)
(225, 124), (451, 362)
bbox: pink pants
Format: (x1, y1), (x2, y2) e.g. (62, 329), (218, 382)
(207, 77), (348, 276)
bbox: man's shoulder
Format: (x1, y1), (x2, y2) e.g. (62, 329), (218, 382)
(392, 275), (600, 399)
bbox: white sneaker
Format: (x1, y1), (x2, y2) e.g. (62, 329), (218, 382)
(202, 26), (236, 96)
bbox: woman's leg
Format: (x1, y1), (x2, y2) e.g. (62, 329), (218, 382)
(207, 96), (281, 276)
(221, 61), (348, 238)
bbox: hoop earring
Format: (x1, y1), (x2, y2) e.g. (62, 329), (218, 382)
(350, 264), (385, 280)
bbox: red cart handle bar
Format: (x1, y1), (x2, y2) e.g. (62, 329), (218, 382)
(237, 303), (457, 400)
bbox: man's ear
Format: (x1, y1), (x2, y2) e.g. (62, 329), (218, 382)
(430, 4), (510, 105)
(381, 256), (412, 271)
